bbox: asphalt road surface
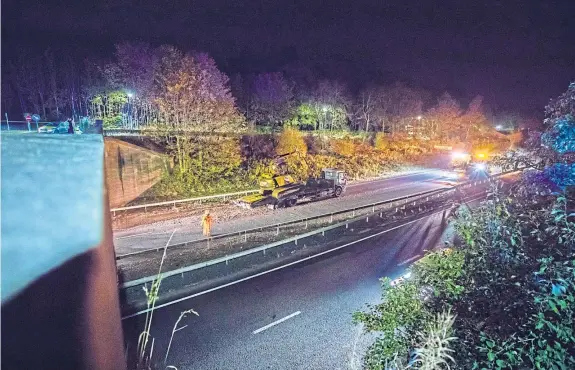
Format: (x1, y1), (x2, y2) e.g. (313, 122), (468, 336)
(115, 170), (453, 254)
(122, 210), (453, 370)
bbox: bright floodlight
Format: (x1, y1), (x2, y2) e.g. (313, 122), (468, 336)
(496, 125), (502, 130)
(416, 115), (422, 120)
(451, 151), (468, 160)
(475, 163), (486, 171)
(127, 92), (134, 98)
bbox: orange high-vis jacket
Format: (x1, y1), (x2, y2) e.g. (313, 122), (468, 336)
(201, 214), (213, 235)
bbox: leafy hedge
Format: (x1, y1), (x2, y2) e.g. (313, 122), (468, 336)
(353, 82), (575, 370)
(140, 130), (446, 200)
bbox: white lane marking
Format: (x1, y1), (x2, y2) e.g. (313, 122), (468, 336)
(121, 211), (444, 320)
(397, 254), (422, 266)
(347, 170), (438, 188)
(252, 311), (301, 334)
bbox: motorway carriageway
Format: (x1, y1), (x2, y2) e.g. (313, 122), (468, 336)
(122, 209), (454, 370)
(114, 169), (453, 255)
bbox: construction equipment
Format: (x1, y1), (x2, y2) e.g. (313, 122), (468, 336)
(235, 168), (347, 209)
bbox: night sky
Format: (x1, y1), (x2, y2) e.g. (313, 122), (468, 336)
(3, 0), (574, 117)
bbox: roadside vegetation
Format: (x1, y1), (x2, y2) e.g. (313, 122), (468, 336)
(353, 83), (575, 369)
(137, 128), (509, 202)
(6, 42), (515, 203)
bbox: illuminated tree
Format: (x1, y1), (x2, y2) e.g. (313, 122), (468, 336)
(309, 80), (352, 131)
(154, 47), (244, 132)
(353, 88), (377, 132)
(248, 72), (294, 129)
(425, 92), (462, 140)
(276, 127), (307, 156)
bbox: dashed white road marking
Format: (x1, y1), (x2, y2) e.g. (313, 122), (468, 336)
(252, 311), (301, 334)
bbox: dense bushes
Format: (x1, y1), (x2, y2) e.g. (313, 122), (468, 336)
(141, 126), (505, 200)
(353, 187), (575, 370)
(353, 82), (575, 370)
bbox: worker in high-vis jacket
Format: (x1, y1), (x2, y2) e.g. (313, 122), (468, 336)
(201, 210), (213, 237)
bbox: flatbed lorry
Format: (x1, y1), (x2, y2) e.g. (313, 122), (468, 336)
(235, 168), (347, 209)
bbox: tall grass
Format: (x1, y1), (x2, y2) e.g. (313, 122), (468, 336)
(133, 229), (199, 370)
(411, 310), (457, 370)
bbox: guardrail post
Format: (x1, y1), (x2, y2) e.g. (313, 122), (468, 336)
(295, 238), (298, 245)
(244, 231), (247, 242)
(366, 216), (369, 222)
(372, 205), (375, 213)
(322, 230), (325, 236)
(276, 226), (279, 235)
(330, 214), (333, 223)
(346, 223), (349, 229)
(305, 219), (308, 229)
(352, 210), (355, 217)
(144, 206), (147, 213)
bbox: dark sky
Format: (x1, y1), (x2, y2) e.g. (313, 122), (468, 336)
(3, 0), (574, 117)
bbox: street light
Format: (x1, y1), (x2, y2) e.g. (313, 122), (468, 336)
(495, 125), (502, 130)
(417, 115), (422, 120)
(127, 92), (134, 98)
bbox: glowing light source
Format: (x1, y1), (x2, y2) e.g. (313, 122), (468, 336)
(127, 92), (134, 98)
(496, 125), (502, 130)
(451, 151), (469, 160)
(475, 163), (486, 171)
(416, 115), (422, 120)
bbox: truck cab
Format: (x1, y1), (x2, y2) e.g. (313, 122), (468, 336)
(320, 169), (347, 196)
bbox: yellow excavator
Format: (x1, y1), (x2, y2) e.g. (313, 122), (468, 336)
(234, 152), (347, 209)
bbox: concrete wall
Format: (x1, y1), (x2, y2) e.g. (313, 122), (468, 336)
(104, 138), (170, 208)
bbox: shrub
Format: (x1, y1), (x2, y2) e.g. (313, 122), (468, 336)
(374, 132), (389, 151)
(276, 127), (307, 156)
